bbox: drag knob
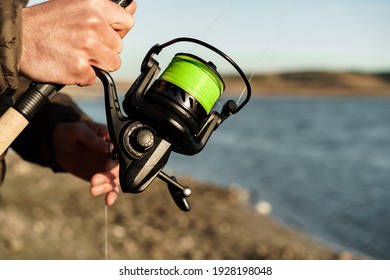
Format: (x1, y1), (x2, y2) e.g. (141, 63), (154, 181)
(132, 128), (155, 152)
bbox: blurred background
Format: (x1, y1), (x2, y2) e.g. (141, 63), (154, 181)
(11, 0), (390, 259)
(28, 0), (390, 77)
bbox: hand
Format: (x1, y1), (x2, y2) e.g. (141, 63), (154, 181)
(51, 120), (120, 205)
(20, 0), (137, 86)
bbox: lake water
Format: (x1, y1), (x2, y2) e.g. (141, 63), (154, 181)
(76, 96), (390, 260)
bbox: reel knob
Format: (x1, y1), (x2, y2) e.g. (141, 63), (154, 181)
(132, 128), (155, 151)
(123, 122), (156, 158)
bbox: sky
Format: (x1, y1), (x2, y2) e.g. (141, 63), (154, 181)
(28, 0), (390, 80)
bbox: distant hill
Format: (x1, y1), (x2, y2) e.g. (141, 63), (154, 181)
(223, 71), (390, 97)
(64, 71), (390, 99)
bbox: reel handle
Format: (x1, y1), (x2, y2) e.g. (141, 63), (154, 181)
(158, 172), (192, 212)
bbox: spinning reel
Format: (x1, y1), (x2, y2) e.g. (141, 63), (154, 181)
(96, 37), (251, 211)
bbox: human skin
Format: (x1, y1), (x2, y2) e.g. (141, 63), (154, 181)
(20, 0), (137, 86)
(51, 120), (121, 206)
(25, 0), (137, 205)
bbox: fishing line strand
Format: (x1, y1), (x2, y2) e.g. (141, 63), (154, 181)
(105, 205), (109, 260)
(200, 0), (233, 38)
(190, 0), (232, 54)
(237, 0), (296, 104)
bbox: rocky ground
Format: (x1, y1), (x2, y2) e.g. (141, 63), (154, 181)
(0, 154), (365, 260)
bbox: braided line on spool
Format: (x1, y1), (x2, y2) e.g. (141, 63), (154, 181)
(158, 53), (225, 114)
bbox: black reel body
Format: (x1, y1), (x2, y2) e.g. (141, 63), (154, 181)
(96, 37), (251, 211)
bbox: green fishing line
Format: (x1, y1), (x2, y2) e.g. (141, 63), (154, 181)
(159, 54), (225, 113)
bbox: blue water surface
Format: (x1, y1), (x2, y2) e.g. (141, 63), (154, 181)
(76, 96), (390, 259)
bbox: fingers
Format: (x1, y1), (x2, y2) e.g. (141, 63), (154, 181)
(95, 20), (124, 54)
(77, 1), (136, 84)
(119, 1), (137, 38)
(20, 0), (136, 86)
(71, 45), (120, 86)
(90, 181), (119, 206)
(90, 169), (120, 206)
(85, 121), (110, 140)
(126, 1), (137, 14)
(105, 191), (119, 206)
(87, 41), (122, 73)
(105, 1), (137, 38)
(90, 180), (116, 196)
(73, 122), (109, 154)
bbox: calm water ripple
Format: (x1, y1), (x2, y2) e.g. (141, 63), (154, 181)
(77, 96), (390, 259)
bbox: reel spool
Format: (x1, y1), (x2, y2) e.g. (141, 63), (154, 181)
(156, 53), (225, 115)
(96, 37), (251, 211)
(140, 53), (224, 153)
(124, 52), (224, 155)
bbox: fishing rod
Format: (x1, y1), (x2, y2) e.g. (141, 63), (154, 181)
(0, 0), (133, 156)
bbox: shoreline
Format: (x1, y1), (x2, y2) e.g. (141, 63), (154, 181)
(0, 154), (365, 260)
(63, 71), (390, 100)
